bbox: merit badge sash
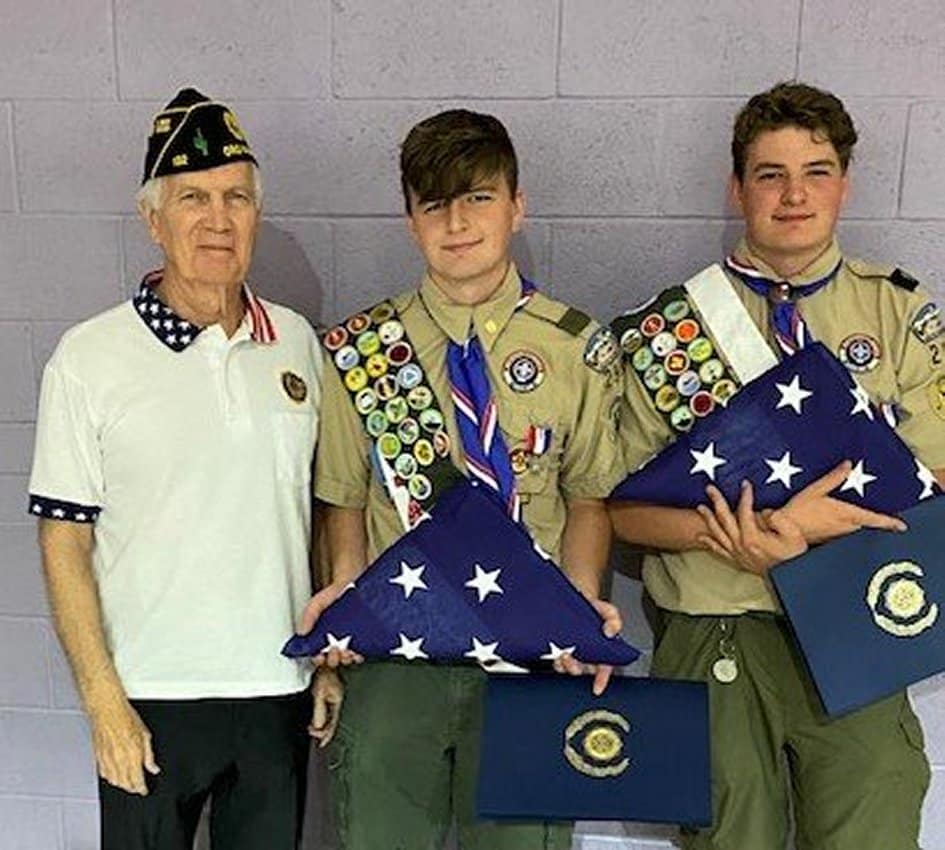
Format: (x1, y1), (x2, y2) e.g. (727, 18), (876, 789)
(322, 301), (462, 530)
(611, 264), (777, 435)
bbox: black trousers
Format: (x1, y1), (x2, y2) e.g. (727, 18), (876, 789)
(99, 691), (311, 850)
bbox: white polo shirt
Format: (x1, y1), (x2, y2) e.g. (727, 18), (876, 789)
(29, 274), (322, 699)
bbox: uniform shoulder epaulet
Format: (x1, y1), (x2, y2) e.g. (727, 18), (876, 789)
(390, 289), (417, 313)
(523, 293), (592, 337)
(846, 259), (921, 292)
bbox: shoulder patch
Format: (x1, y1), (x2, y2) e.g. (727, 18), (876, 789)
(557, 307), (591, 337)
(889, 268), (920, 292)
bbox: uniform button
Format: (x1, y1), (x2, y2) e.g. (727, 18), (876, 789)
(484, 319), (497, 334)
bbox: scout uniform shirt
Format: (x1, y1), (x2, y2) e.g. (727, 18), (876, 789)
(621, 238), (945, 615)
(316, 265), (624, 562)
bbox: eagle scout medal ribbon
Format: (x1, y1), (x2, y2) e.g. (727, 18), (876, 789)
(323, 300), (461, 530)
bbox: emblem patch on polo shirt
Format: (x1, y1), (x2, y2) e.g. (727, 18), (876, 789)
(911, 302), (943, 345)
(838, 333), (881, 373)
(563, 709), (630, 778)
(281, 371), (308, 403)
(866, 561), (939, 638)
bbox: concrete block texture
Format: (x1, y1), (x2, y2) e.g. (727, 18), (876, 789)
(0, 0), (113, 98)
(560, 0), (799, 96)
(63, 801), (97, 850)
(921, 769), (945, 850)
(902, 103), (945, 219)
(16, 102), (154, 214)
(0, 216), (121, 321)
(0, 104), (14, 212)
(0, 710), (95, 798)
(0, 425), (35, 474)
(800, 0), (945, 97)
(114, 0), (330, 100)
(0, 324), (35, 423)
(843, 100), (908, 220)
(333, 0), (555, 99)
(0, 475), (28, 524)
(0, 618), (50, 708)
(0, 525), (47, 617)
(0, 798), (62, 850)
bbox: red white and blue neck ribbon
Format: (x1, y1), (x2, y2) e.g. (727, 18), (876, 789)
(724, 256), (841, 356)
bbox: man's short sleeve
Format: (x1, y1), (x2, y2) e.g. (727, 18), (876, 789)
(896, 294), (945, 469)
(313, 353), (372, 508)
(28, 361), (104, 522)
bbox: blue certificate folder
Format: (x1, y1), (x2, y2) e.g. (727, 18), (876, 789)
(772, 497), (945, 717)
(476, 674), (711, 825)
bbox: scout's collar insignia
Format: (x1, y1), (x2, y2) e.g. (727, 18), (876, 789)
(866, 561), (939, 638)
(503, 350), (545, 393)
(563, 709), (630, 778)
(911, 302), (943, 345)
(282, 371), (308, 403)
(838, 333), (881, 373)
(143, 87), (257, 183)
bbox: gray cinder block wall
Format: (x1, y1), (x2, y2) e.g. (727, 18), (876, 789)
(2, 1), (944, 848)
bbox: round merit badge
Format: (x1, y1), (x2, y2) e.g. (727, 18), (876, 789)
(397, 363), (423, 390)
(369, 302), (395, 325)
(378, 319), (405, 345)
(620, 327), (643, 354)
(690, 391), (715, 417)
(365, 353), (389, 378)
(670, 406), (694, 432)
(385, 397), (409, 424)
(395, 453), (418, 478)
(354, 388), (378, 414)
(674, 318), (701, 344)
(650, 331), (677, 358)
(378, 432), (401, 460)
(334, 345), (359, 372)
(355, 330), (381, 357)
(344, 366), (368, 392)
(663, 299), (690, 323)
(839, 333), (881, 372)
(407, 386), (433, 411)
(281, 371), (307, 403)
(654, 385), (680, 413)
(503, 350), (545, 393)
(322, 325), (348, 352)
(346, 313), (370, 334)
(640, 313), (665, 337)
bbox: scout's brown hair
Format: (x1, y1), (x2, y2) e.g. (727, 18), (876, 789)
(732, 82), (858, 180)
(400, 109), (518, 212)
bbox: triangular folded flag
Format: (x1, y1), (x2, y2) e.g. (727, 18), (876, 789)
(476, 673), (711, 824)
(771, 497), (945, 717)
(283, 481), (639, 668)
(612, 342), (939, 513)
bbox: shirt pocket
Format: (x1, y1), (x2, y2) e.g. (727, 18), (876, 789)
(272, 409), (317, 485)
(498, 411), (564, 499)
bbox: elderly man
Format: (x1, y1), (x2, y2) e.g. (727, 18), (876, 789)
(28, 88), (322, 849)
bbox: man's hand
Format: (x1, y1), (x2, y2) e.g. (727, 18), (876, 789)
(88, 695), (159, 795)
(309, 668), (344, 748)
(554, 597), (622, 696)
(781, 461), (907, 545)
(696, 481), (808, 575)
(296, 582), (365, 668)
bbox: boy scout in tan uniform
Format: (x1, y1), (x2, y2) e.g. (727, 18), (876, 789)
(613, 83), (945, 850)
(307, 110), (625, 850)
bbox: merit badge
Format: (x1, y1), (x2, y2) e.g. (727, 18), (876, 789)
(397, 363), (423, 390)
(385, 397), (409, 425)
(663, 299), (690, 323)
(395, 453), (418, 479)
(419, 408), (444, 432)
(281, 371), (308, 403)
(365, 353), (389, 378)
(563, 709), (630, 778)
(643, 364), (667, 391)
(354, 388), (378, 415)
(654, 385), (680, 413)
(640, 313), (665, 337)
(866, 560), (938, 638)
(503, 351), (545, 393)
(839, 333), (881, 373)
(378, 432), (401, 460)
(370, 302), (395, 325)
(698, 359), (725, 385)
(378, 319), (405, 345)
(322, 325), (348, 352)
(674, 318), (700, 344)
(632, 346), (654, 372)
(650, 331), (677, 358)
(375, 375), (399, 401)
(690, 391), (715, 418)
(346, 313), (370, 334)
(407, 386), (433, 411)
(414, 439), (435, 466)
(397, 418), (420, 445)
(583, 327), (621, 374)
(387, 341), (412, 367)
(344, 366), (368, 393)
(670, 406), (694, 433)
(664, 350), (690, 376)
(911, 302), (943, 345)
(688, 337), (714, 364)
(433, 429), (451, 457)
(712, 379), (738, 406)
(366, 410), (388, 438)
(409, 473), (433, 501)
(620, 327), (643, 354)
(510, 448), (530, 475)
(356, 330), (381, 357)
(930, 376), (945, 421)
(334, 345), (359, 372)
(676, 371), (701, 398)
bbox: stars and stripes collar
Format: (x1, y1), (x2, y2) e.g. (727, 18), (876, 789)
(133, 270), (277, 352)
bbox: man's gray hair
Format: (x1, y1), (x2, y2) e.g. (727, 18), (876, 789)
(135, 164), (264, 212)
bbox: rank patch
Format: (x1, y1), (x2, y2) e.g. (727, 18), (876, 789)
(839, 333), (881, 373)
(503, 351), (546, 393)
(281, 371), (307, 403)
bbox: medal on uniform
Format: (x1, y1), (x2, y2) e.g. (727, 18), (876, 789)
(712, 620), (738, 684)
